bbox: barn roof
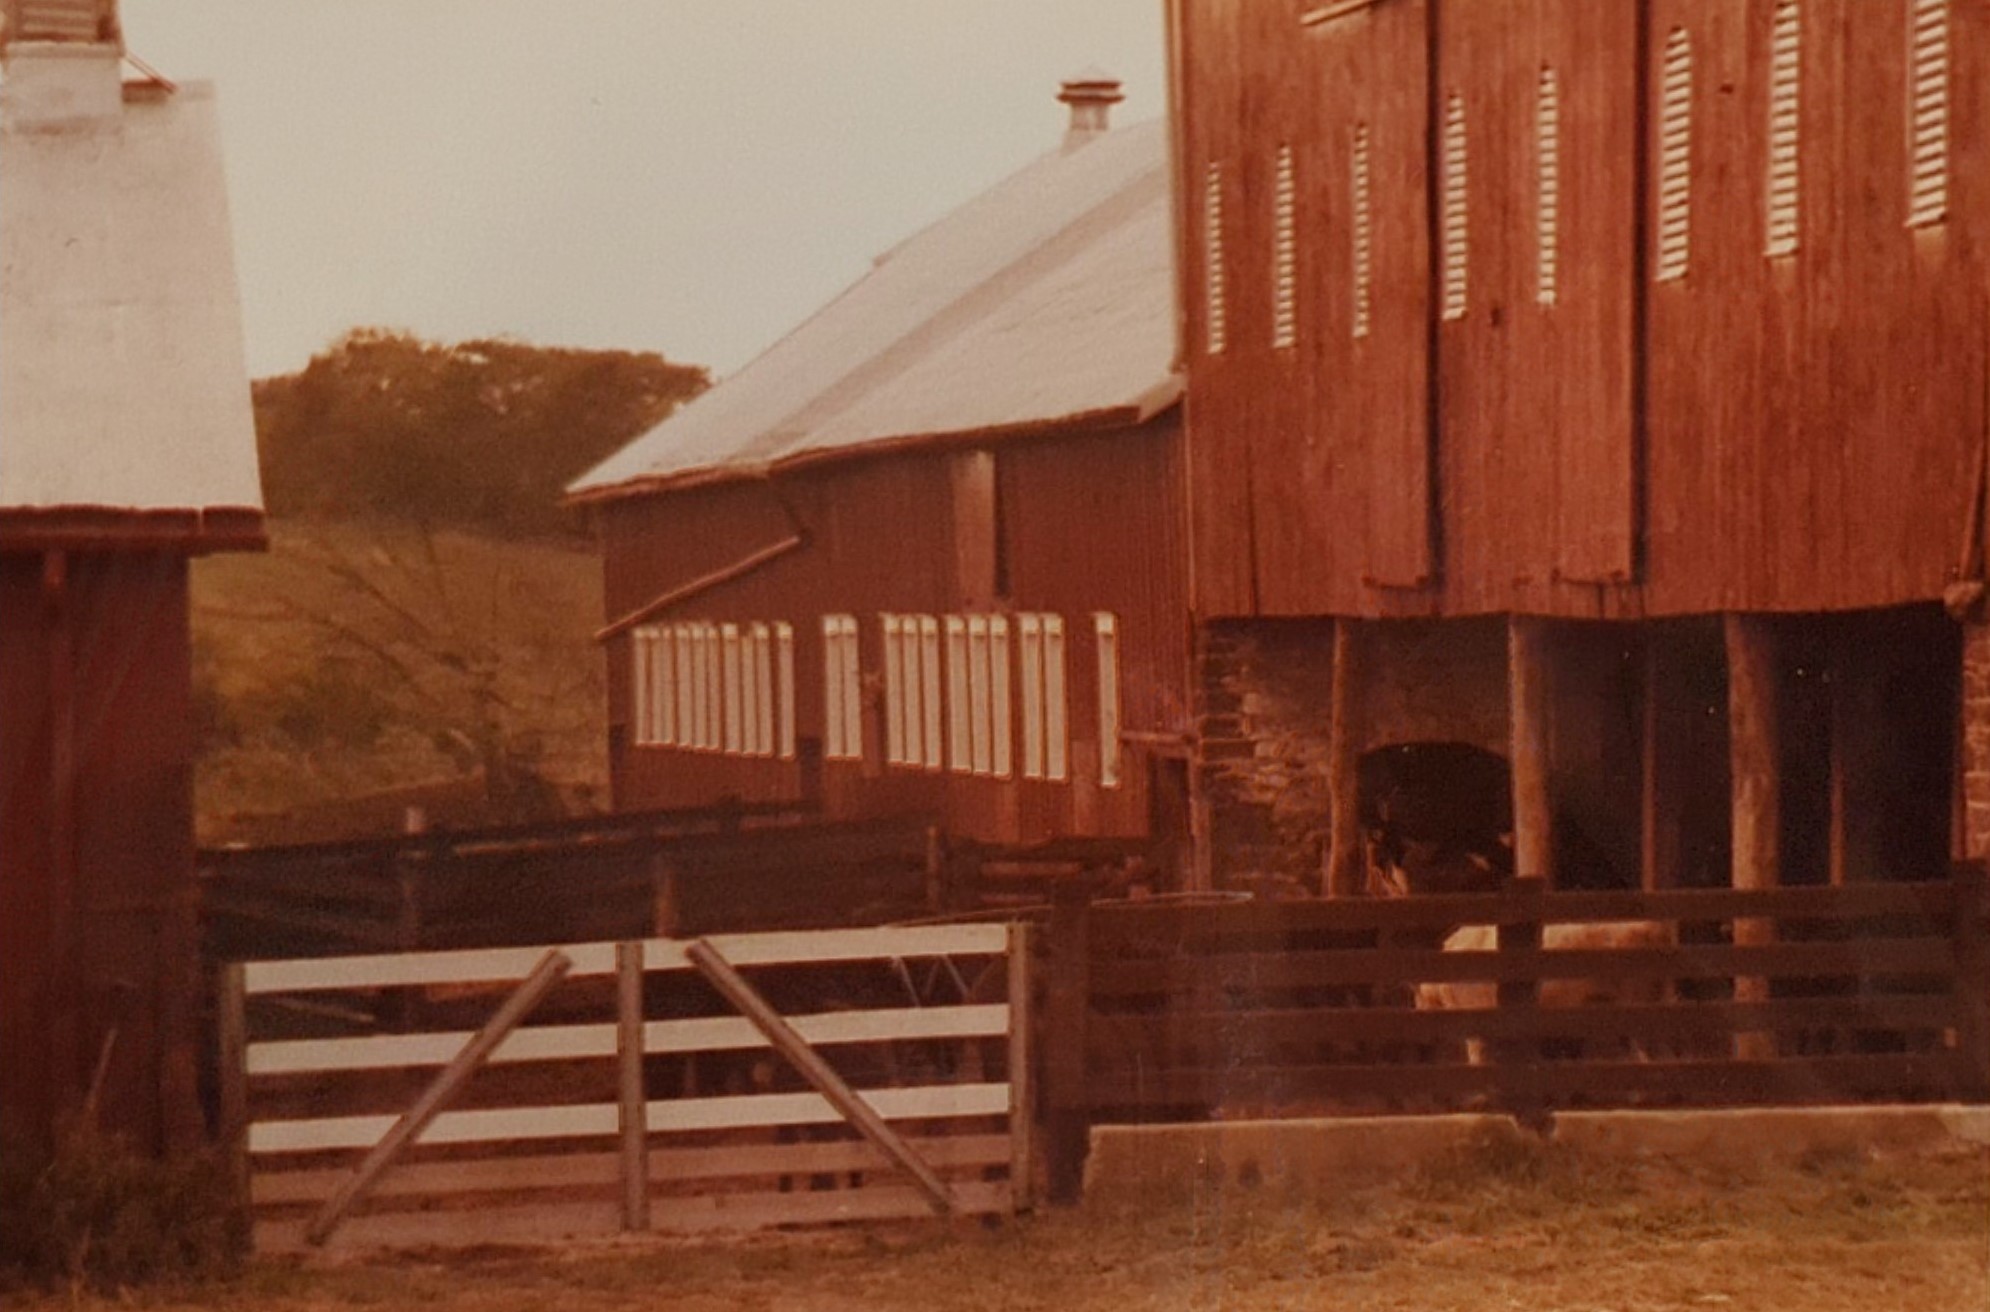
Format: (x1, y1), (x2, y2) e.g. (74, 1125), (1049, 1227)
(568, 115), (1178, 504)
(0, 45), (264, 548)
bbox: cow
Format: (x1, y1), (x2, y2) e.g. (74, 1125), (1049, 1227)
(1414, 919), (1676, 1065)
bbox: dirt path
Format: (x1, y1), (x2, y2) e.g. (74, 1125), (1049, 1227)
(11, 1133), (1985, 1312)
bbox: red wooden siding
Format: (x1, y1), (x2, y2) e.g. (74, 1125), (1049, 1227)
(596, 416), (1189, 847)
(1, 551), (201, 1156)
(1178, 0), (1990, 620)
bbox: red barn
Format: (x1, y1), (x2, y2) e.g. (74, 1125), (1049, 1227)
(1168, 0), (1987, 895)
(570, 78), (1190, 857)
(0, 2), (264, 1154)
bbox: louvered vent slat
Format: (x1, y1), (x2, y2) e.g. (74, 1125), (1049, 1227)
(1765, 2), (1801, 257)
(1351, 123), (1373, 340)
(1204, 161), (1228, 355)
(1908, 0), (1948, 228)
(1441, 93), (1469, 322)
(1536, 66), (1561, 306)
(1272, 144), (1298, 350)
(1656, 28), (1693, 283)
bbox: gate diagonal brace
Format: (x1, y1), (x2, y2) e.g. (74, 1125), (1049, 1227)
(685, 938), (957, 1216)
(305, 948), (574, 1246)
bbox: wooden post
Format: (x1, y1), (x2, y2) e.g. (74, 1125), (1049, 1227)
(216, 963), (250, 1211)
(651, 858), (682, 939)
(1042, 879), (1091, 1204)
(615, 941), (650, 1233)
(1640, 637), (1684, 892)
(1006, 921), (1036, 1213)
(684, 940), (955, 1216)
(306, 949), (573, 1246)
(1508, 617), (1556, 885)
(1726, 614), (1780, 1060)
(924, 825), (948, 913)
(1495, 877), (1546, 1127)
(1324, 620), (1364, 898)
(1953, 863), (1990, 1099)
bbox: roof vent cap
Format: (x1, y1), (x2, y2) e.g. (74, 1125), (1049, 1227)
(1057, 67), (1123, 150)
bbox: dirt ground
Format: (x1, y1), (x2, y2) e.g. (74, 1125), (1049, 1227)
(9, 1132), (1986, 1312)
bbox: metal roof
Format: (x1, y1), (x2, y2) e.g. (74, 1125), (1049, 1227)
(569, 115), (1178, 503)
(0, 52), (263, 521)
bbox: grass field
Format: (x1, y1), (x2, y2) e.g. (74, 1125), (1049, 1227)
(190, 518), (608, 844)
(10, 1131), (1984, 1312)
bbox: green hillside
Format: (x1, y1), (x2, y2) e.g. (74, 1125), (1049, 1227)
(191, 332), (705, 845)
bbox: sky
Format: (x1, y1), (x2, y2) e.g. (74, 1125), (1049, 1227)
(115, 1), (1170, 381)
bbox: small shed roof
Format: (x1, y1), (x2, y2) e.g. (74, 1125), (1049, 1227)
(569, 116), (1178, 503)
(0, 47), (263, 545)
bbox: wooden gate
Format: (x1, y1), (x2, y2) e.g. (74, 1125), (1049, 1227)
(220, 922), (1030, 1252)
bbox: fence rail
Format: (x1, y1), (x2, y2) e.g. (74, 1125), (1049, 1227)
(223, 921), (1030, 1252)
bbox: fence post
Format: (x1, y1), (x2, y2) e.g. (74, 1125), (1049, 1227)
(616, 941), (650, 1233)
(1496, 877), (1546, 1128)
(216, 962), (250, 1212)
(1007, 921), (1036, 1213)
(1954, 864), (1990, 1099)
(1043, 880), (1091, 1204)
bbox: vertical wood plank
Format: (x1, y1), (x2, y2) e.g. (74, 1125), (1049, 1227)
(616, 941), (649, 1233)
(1006, 921), (1035, 1213)
(1325, 619), (1365, 897)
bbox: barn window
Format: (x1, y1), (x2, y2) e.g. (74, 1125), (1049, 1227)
(946, 616), (972, 772)
(1657, 28), (1693, 282)
(969, 616), (994, 775)
(686, 625), (706, 750)
(883, 614), (906, 764)
(1020, 615), (1044, 778)
(720, 624), (743, 754)
(1765, 2), (1801, 257)
(696, 626), (713, 750)
(1203, 160), (1228, 354)
(658, 629), (678, 746)
(1441, 93), (1469, 321)
(1044, 614), (1068, 781)
(1909, 0), (1949, 227)
(737, 624), (760, 756)
(823, 614), (862, 761)
(1351, 122), (1373, 339)
(631, 628), (654, 746)
(1271, 143), (1298, 350)
(1095, 613), (1122, 789)
(920, 615), (943, 770)
(673, 625), (694, 748)
(775, 622), (796, 760)
(1536, 66), (1561, 305)
(990, 615), (1013, 779)
(750, 623), (774, 757)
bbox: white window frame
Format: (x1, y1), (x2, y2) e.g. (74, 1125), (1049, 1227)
(1095, 613), (1122, 789)
(631, 628), (654, 747)
(946, 616), (972, 773)
(919, 615), (943, 770)
(1044, 613), (1067, 782)
(1020, 613), (1044, 779)
(989, 615), (1013, 779)
(673, 625), (694, 748)
(823, 615), (846, 760)
(775, 622), (796, 760)
(751, 623), (775, 758)
(702, 623), (723, 751)
(883, 613), (906, 765)
(721, 623), (743, 754)
(839, 617), (863, 762)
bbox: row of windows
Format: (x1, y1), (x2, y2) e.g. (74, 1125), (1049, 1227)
(637, 612), (1124, 787)
(630, 621), (797, 759)
(1203, 0), (1952, 348)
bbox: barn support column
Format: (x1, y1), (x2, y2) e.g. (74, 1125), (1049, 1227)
(1725, 614), (1780, 1059)
(42, 549), (85, 1138)
(1323, 619), (1364, 897)
(1641, 636), (1686, 890)
(1507, 617), (1554, 884)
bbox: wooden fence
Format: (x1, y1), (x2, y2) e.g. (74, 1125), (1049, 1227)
(1037, 870), (1990, 1193)
(221, 922), (1030, 1251)
(200, 803), (943, 959)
